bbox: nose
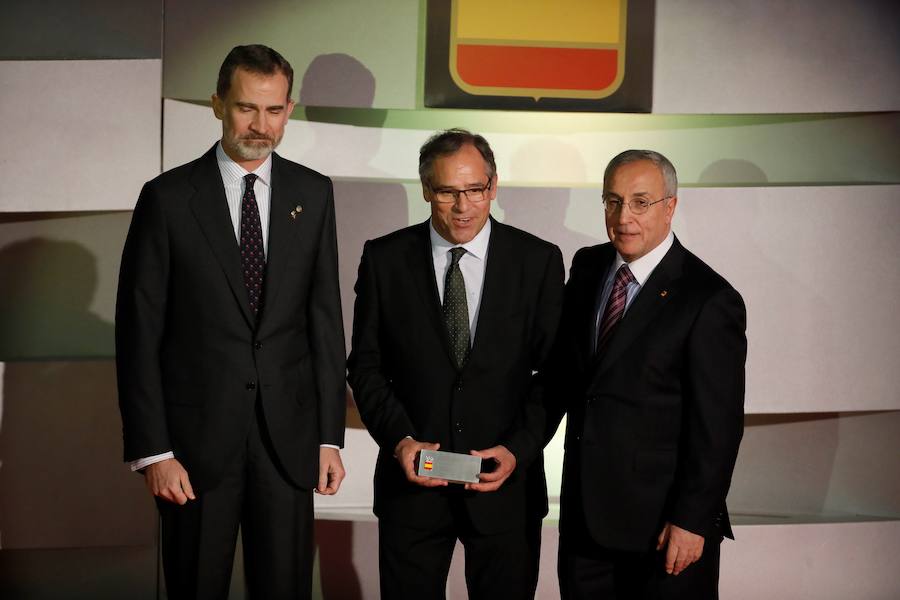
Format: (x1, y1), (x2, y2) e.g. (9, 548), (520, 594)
(452, 193), (471, 212)
(250, 111), (266, 133)
(612, 202), (633, 224)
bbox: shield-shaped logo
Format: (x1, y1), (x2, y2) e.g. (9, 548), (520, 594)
(448, 0), (626, 100)
(425, 0), (652, 112)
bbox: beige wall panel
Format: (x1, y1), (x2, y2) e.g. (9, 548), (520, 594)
(655, 0), (900, 113)
(0, 60), (161, 211)
(0, 361), (156, 549)
(720, 520), (900, 599)
(675, 186), (900, 413)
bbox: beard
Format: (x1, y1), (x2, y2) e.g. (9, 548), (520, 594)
(225, 131), (281, 161)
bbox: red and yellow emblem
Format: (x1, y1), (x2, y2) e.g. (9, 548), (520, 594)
(423, 456), (434, 471)
(449, 0), (627, 100)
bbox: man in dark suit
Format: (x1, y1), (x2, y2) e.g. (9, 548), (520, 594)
(347, 129), (564, 599)
(116, 45), (346, 599)
(547, 150), (746, 599)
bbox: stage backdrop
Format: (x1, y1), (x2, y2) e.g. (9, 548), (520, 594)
(1, 1), (899, 599)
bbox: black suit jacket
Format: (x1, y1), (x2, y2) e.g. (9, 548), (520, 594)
(347, 218), (564, 535)
(548, 238), (746, 552)
(116, 145), (346, 491)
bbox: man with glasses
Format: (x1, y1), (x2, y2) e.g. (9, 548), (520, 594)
(348, 129), (564, 598)
(546, 150), (746, 599)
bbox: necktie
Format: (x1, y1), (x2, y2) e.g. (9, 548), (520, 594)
(240, 173), (265, 315)
(443, 247), (469, 370)
(596, 264), (636, 353)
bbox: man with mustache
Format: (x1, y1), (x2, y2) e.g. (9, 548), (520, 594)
(116, 45), (346, 599)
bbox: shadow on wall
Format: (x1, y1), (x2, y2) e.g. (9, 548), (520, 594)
(0, 238), (113, 359)
(298, 53), (400, 598)
(504, 138), (603, 268)
(297, 53), (408, 433)
(299, 53), (390, 179)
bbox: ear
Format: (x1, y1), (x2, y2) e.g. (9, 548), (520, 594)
(285, 99), (296, 119)
(665, 195), (678, 224)
(211, 94), (224, 120)
(486, 174), (499, 201)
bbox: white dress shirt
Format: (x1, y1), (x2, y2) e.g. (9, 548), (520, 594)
(594, 230), (675, 349)
(430, 218), (491, 341)
(216, 142), (272, 254)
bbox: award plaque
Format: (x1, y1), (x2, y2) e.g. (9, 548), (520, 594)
(415, 449), (484, 484)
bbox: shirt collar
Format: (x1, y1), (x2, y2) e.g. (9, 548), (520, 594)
(613, 230), (675, 286)
(429, 218), (492, 262)
(216, 141), (272, 188)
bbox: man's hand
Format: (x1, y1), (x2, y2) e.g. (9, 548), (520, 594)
(394, 438), (448, 488)
(144, 458), (195, 505)
(316, 447), (346, 495)
(465, 445), (516, 492)
(656, 522), (704, 575)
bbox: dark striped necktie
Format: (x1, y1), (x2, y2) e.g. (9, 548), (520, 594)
(596, 264), (636, 353)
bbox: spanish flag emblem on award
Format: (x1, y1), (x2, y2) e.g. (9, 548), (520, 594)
(425, 0), (653, 112)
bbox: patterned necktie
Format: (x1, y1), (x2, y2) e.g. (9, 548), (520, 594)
(596, 264), (637, 353)
(240, 173), (266, 315)
(443, 247), (470, 370)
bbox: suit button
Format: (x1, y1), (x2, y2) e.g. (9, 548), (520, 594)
(455, 421), (463, 433)
(455, 378), (463, 391)
(246, 381), (257, 391)
(253, 341), (262, 350)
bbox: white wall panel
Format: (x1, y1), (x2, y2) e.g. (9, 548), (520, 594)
(163, 100), (899, 186)
(0, 60), (161, 211)
(655, 0), (900, 113)
(676, 186), (900, 413)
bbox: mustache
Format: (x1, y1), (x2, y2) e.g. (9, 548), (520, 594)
(239, 134), (274, 143)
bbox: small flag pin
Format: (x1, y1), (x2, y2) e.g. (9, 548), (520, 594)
(290, 205), (303, 219)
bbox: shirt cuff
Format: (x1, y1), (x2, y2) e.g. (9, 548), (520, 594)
(320, 444), (340, 450)
(130, 451), (175, 472)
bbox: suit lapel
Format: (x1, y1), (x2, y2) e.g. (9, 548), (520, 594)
(592, 240), (685, 380)
(466, 220), (511, 367)
(409, 221), (451, 359)
(577, 245), (615, 369)
(262, 154), (304, 318)
(188, 146), (255, 327)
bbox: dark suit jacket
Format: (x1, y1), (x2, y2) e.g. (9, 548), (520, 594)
(347, 218), (564, 535)
(116, 145), (346, 492)
(548, 237), (746, 552)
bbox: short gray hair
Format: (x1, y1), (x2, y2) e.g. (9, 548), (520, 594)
(418, 128), (496, 188)
(603, 149), (678, 197)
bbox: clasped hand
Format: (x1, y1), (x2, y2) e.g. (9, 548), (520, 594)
(393, 438), (516, 492)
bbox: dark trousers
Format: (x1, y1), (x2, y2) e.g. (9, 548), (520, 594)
(378, 497), (541, 600)
(558, 524), (721, 600)
(156, 402), (314, 600)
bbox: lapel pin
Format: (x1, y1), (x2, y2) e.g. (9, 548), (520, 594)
(290, 205), (303, 219)
(660, 290), (668, 297)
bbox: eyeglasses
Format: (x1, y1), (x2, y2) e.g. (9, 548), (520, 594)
(430, 179), (492, 204)
(602, 194), (672, 215)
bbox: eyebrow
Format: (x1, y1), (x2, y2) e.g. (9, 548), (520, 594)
(235, 101), (286, 110)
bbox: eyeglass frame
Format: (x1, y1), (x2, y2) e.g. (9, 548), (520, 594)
(602, 193), (673, 215)
(428, 179), (493, 204)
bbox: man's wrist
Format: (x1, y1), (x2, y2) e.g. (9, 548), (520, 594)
(130, 451), (174, 472)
